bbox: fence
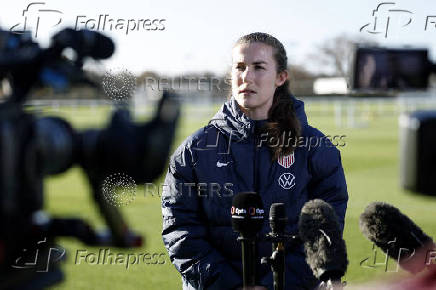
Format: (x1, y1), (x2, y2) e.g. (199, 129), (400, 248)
(26, 90), (436, 128)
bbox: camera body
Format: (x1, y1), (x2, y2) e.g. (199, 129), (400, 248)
(400, 111), (436, 195)
(0, 28), (179, 289)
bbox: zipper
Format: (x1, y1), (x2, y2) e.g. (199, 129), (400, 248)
(253, 123), (259, 193)
(252, 122), (262, 286)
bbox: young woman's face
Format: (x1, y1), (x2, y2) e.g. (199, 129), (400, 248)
(231, 42), (287, 120)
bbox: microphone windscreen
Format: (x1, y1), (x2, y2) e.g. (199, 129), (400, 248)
(360, 202), (433, 272)
(231, 192), (264, 236)
(269, 203), (287, 234)
(299, 199), (348, 282)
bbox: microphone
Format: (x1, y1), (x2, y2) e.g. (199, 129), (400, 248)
(360, 202), (434, 273)
(298, 199), (348, 288)
(269, 203), (287, 235)
(231, 192), (264, 288)
(267, 203), (287, 290)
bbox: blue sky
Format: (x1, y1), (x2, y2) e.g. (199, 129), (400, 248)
(2, 0), (436, 75)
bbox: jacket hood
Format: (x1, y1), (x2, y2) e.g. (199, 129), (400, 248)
(208, 95), (308, 141)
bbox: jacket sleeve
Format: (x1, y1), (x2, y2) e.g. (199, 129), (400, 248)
(307, 132), (348, 232)
(161, 140), (242, 290)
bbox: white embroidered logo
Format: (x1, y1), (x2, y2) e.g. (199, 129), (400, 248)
(217, 161), (231, 168)
(278, 173), (296, 189)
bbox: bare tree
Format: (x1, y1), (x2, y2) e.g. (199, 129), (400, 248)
(288, 64), (317, 96)
(309, 34), (378, 79)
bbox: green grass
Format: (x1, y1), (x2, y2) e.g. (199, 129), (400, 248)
(38, 102), (436, 289)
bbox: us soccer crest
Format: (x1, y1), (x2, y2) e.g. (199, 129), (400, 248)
(278, 152), (295, 168)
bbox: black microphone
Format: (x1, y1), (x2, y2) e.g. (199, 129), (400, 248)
(270, 203), (287, 235)
(360, 202), (434, 273)
(268, 203), (287, 290)
(231, 192), (264, 288)
(298, 199), (348, 288)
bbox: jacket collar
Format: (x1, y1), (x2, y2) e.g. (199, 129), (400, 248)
(209, 94), (308, 141)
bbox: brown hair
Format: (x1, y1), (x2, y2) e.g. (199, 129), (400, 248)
(234, 32), (301, 161)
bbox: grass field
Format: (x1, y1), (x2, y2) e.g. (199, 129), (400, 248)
(38, 100), (436, 289)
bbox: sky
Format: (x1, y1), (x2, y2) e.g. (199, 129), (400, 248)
(2, 0), (436, 75)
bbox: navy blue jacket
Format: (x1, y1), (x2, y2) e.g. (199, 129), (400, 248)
(161, 95), (348, 290)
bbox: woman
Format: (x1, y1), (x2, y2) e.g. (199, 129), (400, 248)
(161, 32), (348, 290)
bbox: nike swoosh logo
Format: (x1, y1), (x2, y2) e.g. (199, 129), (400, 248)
(216, 161), (231, 167)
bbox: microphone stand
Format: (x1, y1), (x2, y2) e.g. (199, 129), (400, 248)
(261, 233), (299, 290)
(231, 192), (265, 289)
(238, 234), (257, 288)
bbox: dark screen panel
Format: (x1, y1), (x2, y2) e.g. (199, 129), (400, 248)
(352, 47), (430, 90)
